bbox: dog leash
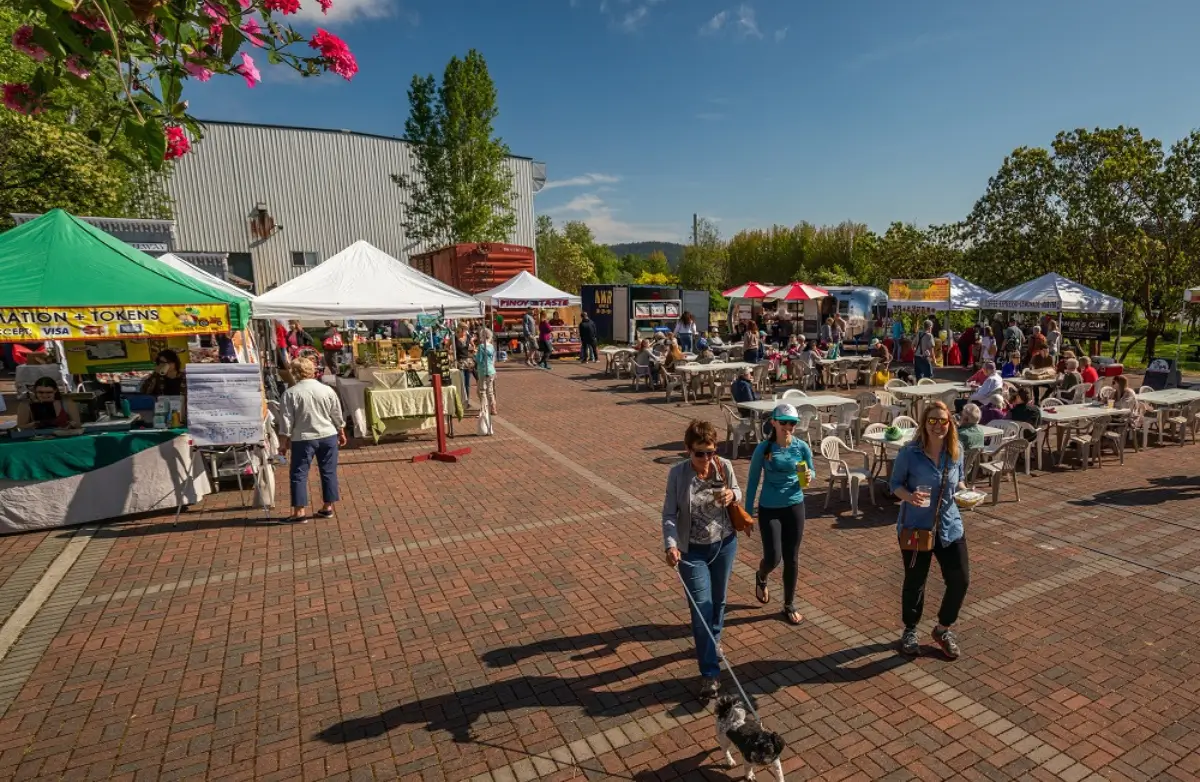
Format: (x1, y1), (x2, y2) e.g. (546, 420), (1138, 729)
(676, 558), (761, 724)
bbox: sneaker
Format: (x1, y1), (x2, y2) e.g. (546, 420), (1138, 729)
(932, 626), (960, 659)
(699, 676), (720, 699)
(899, 627), (920, 655)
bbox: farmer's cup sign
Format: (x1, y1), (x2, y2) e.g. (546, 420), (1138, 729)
(0, 304), (231, 342)
(1059, 313), (1113, 341)
(888, 277), (951, 304)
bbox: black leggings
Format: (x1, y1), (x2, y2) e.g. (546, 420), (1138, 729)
(757, 504), (806, 609)
(900, 535), (969, 629)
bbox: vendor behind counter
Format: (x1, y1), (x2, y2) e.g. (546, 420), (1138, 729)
(17, 377), (81, 431)
(139, 349), (187, 398)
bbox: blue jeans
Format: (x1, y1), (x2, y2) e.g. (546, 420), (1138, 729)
(462, 367), (472, 400)
(914, 356), (934, 380)
(678, 534), (738, 678)
(290, 434), (340, 508)
(677, 333), (694, 352)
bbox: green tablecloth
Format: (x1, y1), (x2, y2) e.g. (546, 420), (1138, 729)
(365, 386), (463, 444)
(0, 429), (186, 481)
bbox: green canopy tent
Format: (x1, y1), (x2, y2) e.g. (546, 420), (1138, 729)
(0, 209), (249, 338)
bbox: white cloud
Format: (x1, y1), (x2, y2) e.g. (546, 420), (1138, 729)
(619, 5), (648, 32)
(541, 173), (622, 190)
(774, 26), (787, 42)
(735, 4), (762, 38)
(699, 10), (727, 35)
(544, 193), (681, 244)
(292, 0), (413, 24)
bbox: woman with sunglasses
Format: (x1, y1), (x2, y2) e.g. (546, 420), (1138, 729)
(662, 419), (743, 699)
(889, 400), (970, 659)
(745, 403), (815, 625)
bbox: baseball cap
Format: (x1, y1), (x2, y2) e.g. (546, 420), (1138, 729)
(772, 403), (799, 422)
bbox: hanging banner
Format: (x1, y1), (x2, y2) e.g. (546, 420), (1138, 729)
(0, 304), (231, 342)
(64, 336), (190, 374)
(496, 298), (571, 308)
(1060, 313), (1113, 341)
(888, 278), (951, 304)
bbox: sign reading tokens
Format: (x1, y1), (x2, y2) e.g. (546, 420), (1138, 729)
(0, 304), (230, 342)
(428, 350), (451, 378)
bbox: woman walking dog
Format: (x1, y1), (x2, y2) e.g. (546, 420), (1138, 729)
(662, 419), (743, 699)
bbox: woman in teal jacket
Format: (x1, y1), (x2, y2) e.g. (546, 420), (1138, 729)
(745, 403), (815, 625)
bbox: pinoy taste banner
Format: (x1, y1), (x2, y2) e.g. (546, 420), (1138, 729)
(0, 304), (231, 342)
(888, 278), (951, 303)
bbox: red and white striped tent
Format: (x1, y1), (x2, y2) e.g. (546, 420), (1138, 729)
(764, 282), (830, 301)
(722, 281), (774, 299)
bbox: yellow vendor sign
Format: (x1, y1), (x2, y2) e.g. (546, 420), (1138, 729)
(64, 337), (191, 374)
(0, 304), (230, 342)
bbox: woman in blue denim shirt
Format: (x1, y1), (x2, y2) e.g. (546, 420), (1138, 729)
(889, 400), (970, 659)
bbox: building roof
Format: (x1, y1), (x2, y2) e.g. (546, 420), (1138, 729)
(10, 213), (175, 235)
(196, 119), (537, 162)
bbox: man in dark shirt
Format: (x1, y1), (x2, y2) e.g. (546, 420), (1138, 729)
(731, 367), (759, 403)
(578, 312), (598, 363)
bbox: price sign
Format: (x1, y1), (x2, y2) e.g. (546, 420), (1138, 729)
(428, 350), (451, 378)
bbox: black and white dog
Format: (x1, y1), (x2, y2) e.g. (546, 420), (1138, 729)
(714, 695), (785, 781)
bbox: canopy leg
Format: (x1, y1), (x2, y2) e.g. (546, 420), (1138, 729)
(1115, 311), (1123, 360)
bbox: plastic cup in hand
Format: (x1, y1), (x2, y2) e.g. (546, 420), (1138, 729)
(916, 485), (932, 508)
(797, 464), (810, 488)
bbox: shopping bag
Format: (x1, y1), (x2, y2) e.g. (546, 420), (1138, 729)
(477, 406), (494, 436)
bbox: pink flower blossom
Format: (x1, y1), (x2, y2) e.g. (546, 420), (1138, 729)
(206, 22), (222, 48)
(2, 83), (44, 115)
(237, 0), (252, 8)
(201, 1), (227, 25)
(185, 61), (213, 82)
(263, 0), (300, 14)
(69, 12), (109, 31)
(233, 52), (260, 88)
(309, 28), (358, 81)
(65, 56), (91, 80)
(240, 18), (265, 48)
(11, 26), (47, 62)
(318, 0), (332, 14)
(165, 126), (191, 160)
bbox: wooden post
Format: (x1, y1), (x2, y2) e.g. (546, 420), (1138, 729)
(413, 354), (470, 464)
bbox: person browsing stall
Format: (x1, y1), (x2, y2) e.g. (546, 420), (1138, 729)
(745, 403), (815, 626)
(16, 377), (80, 430)
(662, 419), (743, 699)
(890, 401), (971, 659)
(278, 357), (346, 523)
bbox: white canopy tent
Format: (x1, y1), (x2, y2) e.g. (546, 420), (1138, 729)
(889, 273), (993, 311)
(1176, 287), (1200, 364)
(156, 253), (256, 301)
(474, 270), (580, 307)
(251, 241), (483, 320)
(984, 271), (1126, 353)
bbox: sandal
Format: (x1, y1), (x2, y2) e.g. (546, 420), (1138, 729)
(315, 509), (335, 519)
(755, 573), (770, 604)
(784, 607), (803, 625)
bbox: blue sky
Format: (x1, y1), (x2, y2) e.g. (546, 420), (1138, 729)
(188, 0), (1200, 244)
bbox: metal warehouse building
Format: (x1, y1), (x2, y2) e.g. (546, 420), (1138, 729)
(167, 120), (545, 293)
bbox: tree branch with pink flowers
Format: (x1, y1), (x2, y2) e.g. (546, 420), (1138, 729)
(2, 0), (358, 166)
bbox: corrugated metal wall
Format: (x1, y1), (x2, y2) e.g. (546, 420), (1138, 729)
(166, 122), (538, 292)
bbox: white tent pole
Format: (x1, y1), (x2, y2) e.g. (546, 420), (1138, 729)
(1177, 305), (1184, 364)
(1115, 310), (1123, 359)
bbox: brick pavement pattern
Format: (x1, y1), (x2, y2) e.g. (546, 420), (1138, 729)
(0, 360), (1199, 781)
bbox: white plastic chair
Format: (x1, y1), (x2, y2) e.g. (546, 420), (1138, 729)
(1040, 396), (1066, 409)
(1064, 415), (1110, 469)
(917, 378), (937, 386)
(1137, 385), (1155, 394)
(1098, 386), (1115, 402)
(885, 379), (911, 390)
(977, 439), (1027, 504)
(781, 389), (809, 402)
(1065, 384), (1088, 405)
(820, 436), (874, 517)
(722, 404), (755, 458)
(821, 402), (860, 446)
(862, 422), (894, 480)
(632, 356), (654, 391)
(663, 371), (685, 404)
(892, 415), (919, 431)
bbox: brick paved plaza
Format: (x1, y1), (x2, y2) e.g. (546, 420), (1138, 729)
(1, 361), (1199, 781)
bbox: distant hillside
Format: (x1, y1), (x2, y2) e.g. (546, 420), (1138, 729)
(607, 242), (687, 269)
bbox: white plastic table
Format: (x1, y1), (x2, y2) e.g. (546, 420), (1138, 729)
(1136, 388), (1200, 406)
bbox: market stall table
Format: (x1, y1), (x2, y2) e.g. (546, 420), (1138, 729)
(1006, 375), (1060, 403)
(0, 429), (210, 534)
(364, 385), (464, 444)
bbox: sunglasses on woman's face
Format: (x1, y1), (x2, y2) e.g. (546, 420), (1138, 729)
(926, 417), (951, 427)
(776, 420), (797, 429)
(692, 449), (718, 459)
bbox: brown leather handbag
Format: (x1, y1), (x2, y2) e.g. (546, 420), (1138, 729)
(713, 458), (755, 534)
(899, 459), (950, 559)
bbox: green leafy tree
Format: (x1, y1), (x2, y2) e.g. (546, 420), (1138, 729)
(0, 7), (170, 226)
(619, 253), (647, 280)
(678, 217), (728, 291)
(645, 250), (670, 275)
(562, 220), (595, 248)
(545, 239), (595, 294)
(585, 244), (622, 283)
(394, 50), (516, 247)
(535, 214), (559, 283)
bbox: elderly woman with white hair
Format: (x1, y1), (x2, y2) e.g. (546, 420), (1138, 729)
(957, 403), (986, 452)
(1058, 358), (1084, 394)
(278, 357), (346, 522)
